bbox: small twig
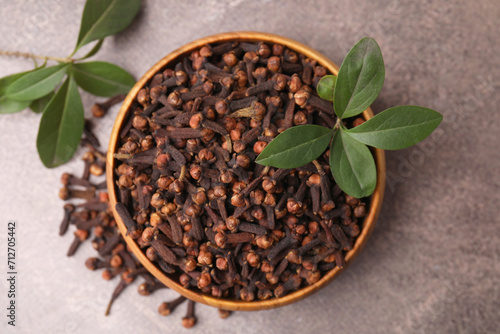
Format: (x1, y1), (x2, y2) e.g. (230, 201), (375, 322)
(0, 50), (73, 63)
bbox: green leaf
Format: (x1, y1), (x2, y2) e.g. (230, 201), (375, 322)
(70, 61), (135, 97)
(0, 70), (45, 114)
(0, 96), (31, 114)
(345, 106), (443, 150)
(30, 92), (55, 113)
(334, 37), (385, 119)
(330, 130), (376, 198)
(0, 74), (25, 97)
(256, 125), (334, 168)
(78, 39), (104, 60)
(74, 0), (142, 52)
(0, 68), (41, 97)
(6, 64), (68, 101)
(36, 76), (84, 168)
(316, 75), (336, 102)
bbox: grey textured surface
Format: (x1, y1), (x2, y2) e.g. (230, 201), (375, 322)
(1, 0), (499, 333)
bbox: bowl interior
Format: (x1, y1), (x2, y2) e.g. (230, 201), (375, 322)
(106, 31), (386, 311)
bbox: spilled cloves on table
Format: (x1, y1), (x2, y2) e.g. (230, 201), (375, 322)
(59, 109), (227, 328)
(113, 40), (368, 301)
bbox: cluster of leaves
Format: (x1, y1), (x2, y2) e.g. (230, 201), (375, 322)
(0, 0), (142, 167)
(256, 38), (443, 198)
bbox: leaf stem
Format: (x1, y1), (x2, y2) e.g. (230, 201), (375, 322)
(335, 118), (343, 130)
(0, 50), (74, 63)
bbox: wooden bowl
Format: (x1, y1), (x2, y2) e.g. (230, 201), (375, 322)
(106, 31), (386, 311)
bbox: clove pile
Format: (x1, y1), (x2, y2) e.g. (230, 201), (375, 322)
(59, 102), (229, 328)
(113, 40), (368, 302)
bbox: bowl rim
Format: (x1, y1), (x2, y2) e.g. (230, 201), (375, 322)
(106, 31), (386, 311)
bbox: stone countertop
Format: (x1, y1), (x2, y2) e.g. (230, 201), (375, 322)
(1, 0), (499, 333)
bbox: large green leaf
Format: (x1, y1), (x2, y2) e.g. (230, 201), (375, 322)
(330, 130), (377, 198)
(256, 125), (334, 168)
(71, 61), (134, 97)
(30, 92), (55, 114)
(6, 64), (68, 101)
(0, 69), (39, 97)
(345, 106), (443, 150)
(334, 37), (385, 119)
(0, 70), (38, 114)
(0, 96), (31, 114)
(74, 0), (142, 52)
(36, 76), (84, 168)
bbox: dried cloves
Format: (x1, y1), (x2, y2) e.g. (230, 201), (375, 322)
(109, 39), (370, 305)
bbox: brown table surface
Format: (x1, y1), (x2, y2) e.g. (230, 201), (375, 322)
(1, 1), (499, 333)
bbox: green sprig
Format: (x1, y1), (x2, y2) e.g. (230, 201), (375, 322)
(0, 0), (141, 168)
(256, 37), (443, 198)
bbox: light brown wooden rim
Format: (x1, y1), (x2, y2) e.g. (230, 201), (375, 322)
(106, 31), (386, 311)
